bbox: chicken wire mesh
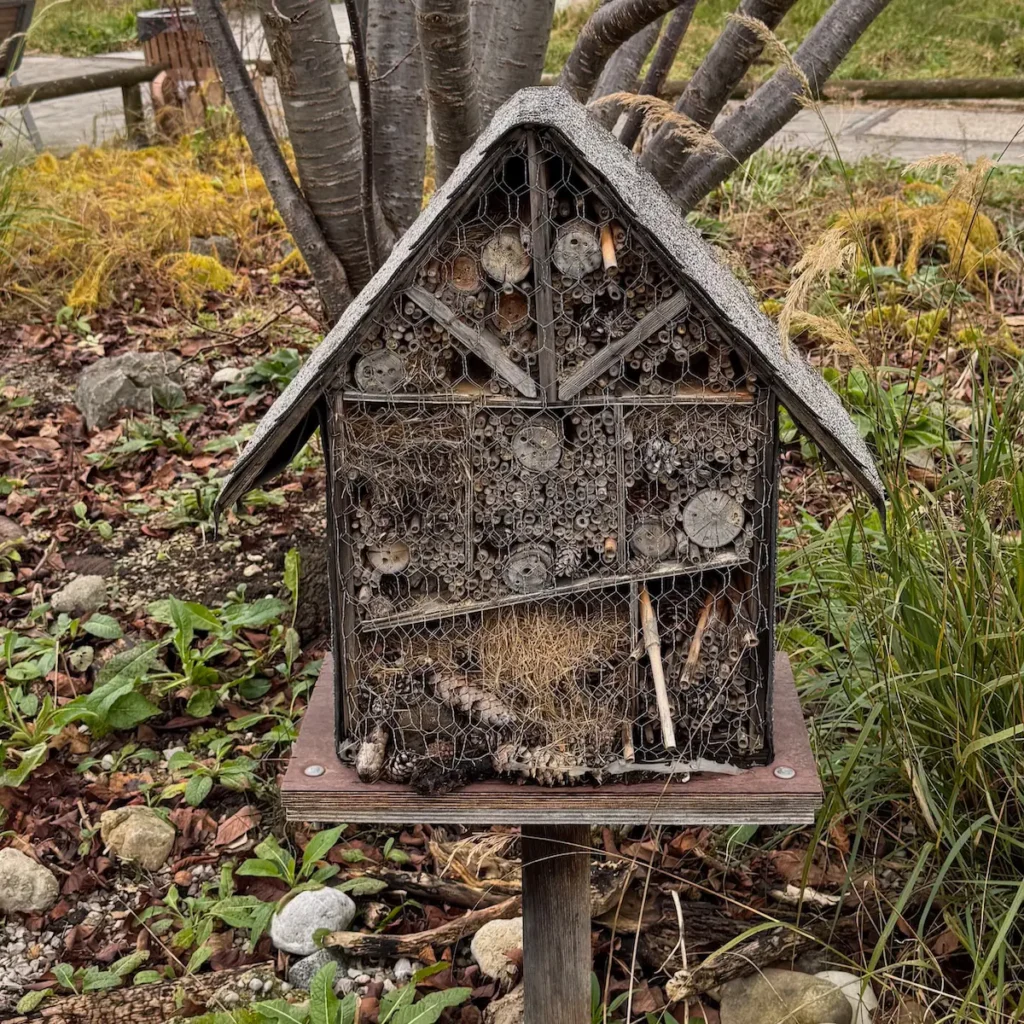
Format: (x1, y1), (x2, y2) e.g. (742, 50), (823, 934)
(331, 130), (776, 793)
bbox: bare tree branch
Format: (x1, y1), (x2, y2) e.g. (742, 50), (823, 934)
(478, 0), (558, 120)
(618, 0), (698, 150)
(259, 0), (378, 291)
(559, 0), (687, 105)
(345, 0), (381, 272)
(417, 0), (481, 184)
(469, 0), (497, 66)
(368, 0), (428, 234)
(641, 0), (798, 187)
(589, 14), (664, 129)
(670, 0), (894, 211)
(192, 0), (351, 321)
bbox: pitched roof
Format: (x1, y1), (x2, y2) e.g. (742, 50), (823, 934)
(216, 87), (884, 513)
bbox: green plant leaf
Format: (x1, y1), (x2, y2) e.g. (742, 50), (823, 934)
(186, 944), (213, 974)
(378, 983), (416, 1023)
(82, 614), (123, 640)
(237, 858), (287, 879)
(336, 876), (388, 897)
(15, 989), (49, 1013)
(110, 949), (150, 977)
(95, 641), (161, 687)
(221, 596), (290, 630)
(254, 999), (311, 1024)
(308, 961), (339, 1024)
(133, 970), (164, 986)
(105, 691), (162, 731)
(80, 966), (122, 992)
(301, 825), (344, 878)
(284, 547), (300, 604)
(254, 834), (295, 884)
(391, 987), (472, 1024)
(184, 773), (214, 807)
(0, 742), (48, 788)
(52, 962), (76, 992)
(186, 687), (219, 718)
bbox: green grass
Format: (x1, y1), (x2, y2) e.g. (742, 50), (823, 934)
(546, 0), (1024, 81)
(27, 0), (150, 58)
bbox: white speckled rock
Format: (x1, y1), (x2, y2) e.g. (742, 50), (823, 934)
(50, 575), (107, 614)
(815, 970), (877, 1024)
(719, 969), (852, 1024)
(100, 806), (176, 870)
(471, 917), (523, 982)
(270, 887), (356, 955)
(0, 849), (59, 913)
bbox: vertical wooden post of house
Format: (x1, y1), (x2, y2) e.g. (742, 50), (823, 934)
(521, 824), (591, 1024)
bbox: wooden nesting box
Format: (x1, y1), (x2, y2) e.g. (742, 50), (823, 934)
(217, 90), (882, 810)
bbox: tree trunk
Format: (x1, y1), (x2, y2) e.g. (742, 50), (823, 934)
(368, 0), (428, 234)
(618, 0), (698, 149)
(672, 0), (894, 211)
(559, 0), (687, 104)
(589, 15), (663, 130)
(192, 0), (351, 322)
(641, 0), (798, 189)
(261, 0), (377, 291)
(417, 0), (481, 184)
(470, 0), (497, 67)
(478, 0), (558, 122)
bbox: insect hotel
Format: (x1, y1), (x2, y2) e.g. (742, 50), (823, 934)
(217, 89), (883, 824)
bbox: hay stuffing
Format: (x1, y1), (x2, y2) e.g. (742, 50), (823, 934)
(1, 135), (299, 313)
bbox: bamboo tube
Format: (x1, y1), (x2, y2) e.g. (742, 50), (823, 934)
(601, 222), (618, 274)
(682, 590), (717, 685)
(638, 586), (677, 751)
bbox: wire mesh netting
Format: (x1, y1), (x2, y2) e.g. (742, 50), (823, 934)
(331, 130), (776, 793)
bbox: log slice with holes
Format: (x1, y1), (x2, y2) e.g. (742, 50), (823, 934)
(682, 489), (745, 548)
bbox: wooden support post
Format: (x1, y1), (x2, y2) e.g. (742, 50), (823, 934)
(121, 83), (148, 147)
(521, 824), (591, 1024)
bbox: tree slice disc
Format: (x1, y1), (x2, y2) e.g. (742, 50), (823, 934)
(503, 542), (553, 593)
(496, 289), (530, 333)
(481, 225), (531, 285)
(629, 518), (675, 560)
(682, 490), (745, 548)
(366, 540), (411, 573)
(450, 253), (482, 293)
(552, 219), (602, 278)
(513, 419), (562, 471)
(354, 349), (406, 392)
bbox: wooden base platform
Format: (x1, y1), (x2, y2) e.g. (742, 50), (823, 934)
(281, 652), (822, 825)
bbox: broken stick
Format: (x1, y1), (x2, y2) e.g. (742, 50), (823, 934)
(682, 590), (717, 685)
(638, 586), (676, 751)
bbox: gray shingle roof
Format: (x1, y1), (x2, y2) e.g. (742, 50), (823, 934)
(216, 87), (884, 513)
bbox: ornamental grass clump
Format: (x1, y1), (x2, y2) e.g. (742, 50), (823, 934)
(1, 135), (297, 313)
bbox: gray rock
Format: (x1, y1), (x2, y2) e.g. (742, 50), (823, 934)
(483, 985), (524, 1024)
(288, 948), (346, 991)
(815, 971), (876, 1024)
(76, 352), (185, 430)
(211, 366), (246, 386)
(393, 957), (414, 983)
(269, 887), (356, 955)
(0, 516), (26, 543)
(719, 969), (852, 1024)
(51, 575), (107, 614)
(100, 807), (176, 870)
(190, 235), (239, 267)
(0, 849), (59, 913)
(471, 917), (523, 984)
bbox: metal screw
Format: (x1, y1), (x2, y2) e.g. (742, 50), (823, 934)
(304, 764), (326, 777)
(773, 766), (796, 780)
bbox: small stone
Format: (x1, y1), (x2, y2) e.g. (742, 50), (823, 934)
(100, 807), (176, 871)
(189, 235), (239, 267)
(383, 979), (396, 993)
(51, 575), (107, 614)
(337, 977), (355, 995)
(815, 971), (876, 1024)
(0, 849), (59, 913)
(211, 366), (246, 386)
(471, 917), (523, 983)
(269, 887), (356, 956)
(288, 948), (345, 990)
(249, 977), (264, 992)
(100, 754), (115, 771)
(348, 967), (361, 979)
(221, 990), (239, 1006)
(243, 564), (262, 577)
(719, 969), (852, 1024)
(484, 984), (524, 1024)
(356, 973), (371, 985)
(393, 958), (414, 983)
(0, 515), (26, 543)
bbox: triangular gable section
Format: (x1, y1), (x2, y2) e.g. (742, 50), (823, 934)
(216, 89), (883, 513)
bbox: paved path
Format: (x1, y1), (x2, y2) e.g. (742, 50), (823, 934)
(4, 44), (1024, 167)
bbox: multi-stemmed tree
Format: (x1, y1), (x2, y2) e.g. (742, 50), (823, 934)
(193, 0), (891, 321)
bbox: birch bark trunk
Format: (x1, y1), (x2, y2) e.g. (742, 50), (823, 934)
(368, 0), (428, 234)
(261, 0), (377, 291)
(671, 0), (894, 210)
(417, 0), (481, 184)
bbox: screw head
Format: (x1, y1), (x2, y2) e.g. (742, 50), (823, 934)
(303, 764), (326, 777)
(773, 765), (796, 780)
